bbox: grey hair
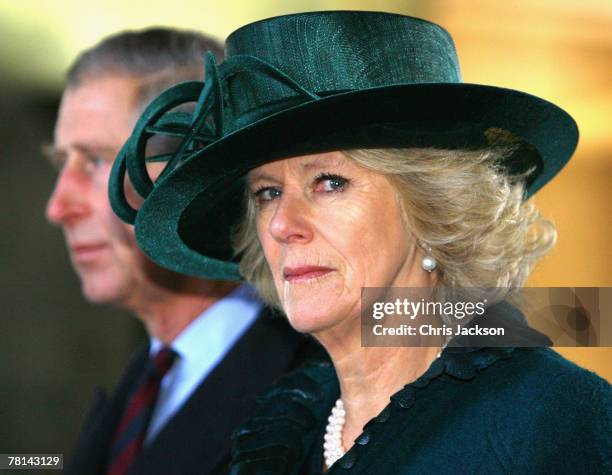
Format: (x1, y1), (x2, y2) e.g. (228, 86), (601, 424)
(65, 27), (224, 110)
(232, 147), (556, 312)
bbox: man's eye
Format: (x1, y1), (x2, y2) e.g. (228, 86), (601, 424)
(253, 187), (281, 205)
(83, 156), (109, 175)
(314, 173), (350, 192)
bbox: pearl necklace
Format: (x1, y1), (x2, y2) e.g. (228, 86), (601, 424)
(323, 348), (444, 468)
(323, 398), (346, 468)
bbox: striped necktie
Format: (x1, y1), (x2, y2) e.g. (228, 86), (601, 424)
(106, 347), (177, 475)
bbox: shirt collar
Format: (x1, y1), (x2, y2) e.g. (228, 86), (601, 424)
(149, 283), (263, 362)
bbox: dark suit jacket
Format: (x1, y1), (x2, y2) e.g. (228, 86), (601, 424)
(65, 307), (323, 475)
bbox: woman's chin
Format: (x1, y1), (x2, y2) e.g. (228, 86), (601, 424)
(285, 309), (330, 334)
(279, 277), (353, 333)
(283, 304), (346, 335)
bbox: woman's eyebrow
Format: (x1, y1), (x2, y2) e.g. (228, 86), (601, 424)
(247, 154), (347, 185)
(247, 170), (278, 186)
(302, 154), (345, 171)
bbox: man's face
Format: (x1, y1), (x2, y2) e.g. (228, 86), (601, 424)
(46, 75), (154, 306)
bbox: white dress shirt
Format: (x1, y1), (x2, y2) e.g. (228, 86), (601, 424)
(145, 284), (262, 443)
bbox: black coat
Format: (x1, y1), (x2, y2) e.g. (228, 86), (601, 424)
(65, 308), (322, 475)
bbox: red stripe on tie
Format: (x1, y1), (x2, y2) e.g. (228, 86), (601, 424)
(112, 381), (158, 439)
(106, 437), (144, 475)
(106, 347), (176, 475)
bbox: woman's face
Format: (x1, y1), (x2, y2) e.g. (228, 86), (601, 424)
(248, 151), (432, 336)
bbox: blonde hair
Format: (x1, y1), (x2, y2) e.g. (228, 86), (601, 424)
(232, 147), (556, 308)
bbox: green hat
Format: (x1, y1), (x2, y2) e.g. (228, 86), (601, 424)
(109, 11), (578, 281)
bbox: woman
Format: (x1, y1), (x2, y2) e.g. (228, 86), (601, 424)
(110, 11), (611, 474)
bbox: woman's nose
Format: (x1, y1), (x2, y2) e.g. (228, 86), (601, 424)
(268, 192), (314, 244)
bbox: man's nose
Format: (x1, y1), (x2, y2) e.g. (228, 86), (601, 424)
(45, 163), (90, 227)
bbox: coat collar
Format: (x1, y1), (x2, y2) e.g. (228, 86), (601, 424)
(231, 346), (519, 474)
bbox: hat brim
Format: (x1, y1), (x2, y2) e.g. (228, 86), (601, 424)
(133, 82), (578, 280)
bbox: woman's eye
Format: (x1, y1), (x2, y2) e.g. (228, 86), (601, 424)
(314, 173), (350, 192)
(253, 187), (281, 205)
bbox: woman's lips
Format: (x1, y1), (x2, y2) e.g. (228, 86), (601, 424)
(283, 266), (334, 283)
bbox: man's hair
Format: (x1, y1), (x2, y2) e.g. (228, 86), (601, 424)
(66, 27), (224, 107)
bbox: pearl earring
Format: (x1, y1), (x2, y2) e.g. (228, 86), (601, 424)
(421, 244), (437, 272)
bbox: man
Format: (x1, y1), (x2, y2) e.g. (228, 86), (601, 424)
(45, 28), (317, 475)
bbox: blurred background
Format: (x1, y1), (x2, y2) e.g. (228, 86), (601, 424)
(1, 0), (610, 464)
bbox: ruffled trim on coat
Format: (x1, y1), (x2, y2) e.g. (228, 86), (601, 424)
(230, 347), (515, 474)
